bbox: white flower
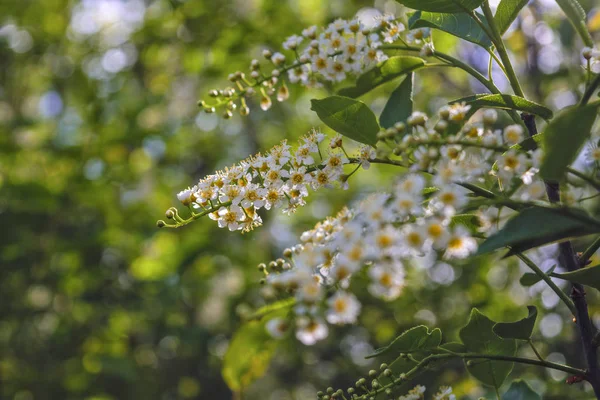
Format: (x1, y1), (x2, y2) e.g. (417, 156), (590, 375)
(295, 143), (316, 165)
(217, 205), (245, 231)
(266, 318), (290, 339)
(383, 21), (405, 43)
(368, 261), (405, 300)
(444, 227), (477, 259)
(296, 318), (329, 345)
(177, 188), (193, 205)
(424, 217), (450, 249)
(326, 292), (361, 324)
(433, 386), (456, 400)
(503, 124), (524, 144)
(433, 186), (468, 215)
(357, 145), (376, 169)
(282, 34), (303, 50)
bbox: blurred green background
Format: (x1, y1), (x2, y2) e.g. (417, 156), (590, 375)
(1, 0), (600, 399)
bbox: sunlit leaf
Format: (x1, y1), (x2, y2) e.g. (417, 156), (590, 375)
(395, 0), (485, 13)
(451, 94), (553, 120)
(556, 0), (594, 47)
(494, 0), (530, 35)
(409, 11), (492, 48)
(310, 96), (380, 146)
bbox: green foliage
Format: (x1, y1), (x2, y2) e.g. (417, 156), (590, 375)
(459, 309), (517, 388)
(409, 11), (492, 48)
(554, 264), (600, 292)
(555, 0), (594, 47)
(310, 96), (380, 145)
(478, 206), (600, 255)
(367, 326), (442, 358)
(222, 320), (280, 393)
(540, 102), (600, 180)
(394, 0), (485, 13)
(451, 94), (553, 120)
(494, 0), (531, 35)
(502, 380), (541, 400)
(337, 56), (426, 98)
(245, 298), (296, 321)
(493, 306), (538, 341)
(520, 266), (556, 287)
(379, 74), (414, 129)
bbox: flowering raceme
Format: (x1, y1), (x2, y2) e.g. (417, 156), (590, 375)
(197, 14), (431, 118)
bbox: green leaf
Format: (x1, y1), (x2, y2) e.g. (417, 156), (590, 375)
(222, 320), (279, 392)
(395, 0), (485, 13)
(493, 306), (538, 340)
(540, 103), (600, 181)
(519, 265), (556, 287)
(494, 0), (530, 35)
(380, 73), (414, 129)
(510, 133), (543, 152)
(440, 342), (468, 353)
(310, 96), (380, 146)
(245, 298), (296, 321)
(502, 380), (542, 400)
(450, 214), (482, 232)
(554, 264), (600, 292)
(366, 325), (442, 358)
(450, 94), (554, 120)
(338, 56), (426, 98)
(409, 11), (492, 48)
(477, 206), (600, 255)
(460, 309), (517, 388)
(556, 0), (594, 47)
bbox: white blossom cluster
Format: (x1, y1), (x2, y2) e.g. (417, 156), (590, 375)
(262, 106), (554, 345)
(200, 14), (432, 117)
(397, 385), (455, 400)
(164, 131), (383, 231)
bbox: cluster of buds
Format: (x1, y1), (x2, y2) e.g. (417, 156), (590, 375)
(316, 377), (455, 400)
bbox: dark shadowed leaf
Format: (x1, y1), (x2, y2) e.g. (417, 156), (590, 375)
(310, 96), (380, 146)
(494, 0), (530, 35)
(519, 265), (556, 287)
(460, 309), (517, 388)
(409, 11), (492, 48)
(366, 325), (442, 358)
(493, 306), (537, 340)
(540, 102), (600, 181)
(395, 0), (485, 13)
(450, 94), (553, 120)
(556, 0), (594, 47)
(380, 73), (413, 129)
(554, 264), (600, 292)
(338, 56), (426, 98)
(477, 207), (600, 255)
(502, 380), (542, 400)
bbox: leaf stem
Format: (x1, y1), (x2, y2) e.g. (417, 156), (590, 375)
(515, 252), (577, 316)
(580, 73), (600, 107)
(528, 339), (545, 362)
(566, 167), (600, 191)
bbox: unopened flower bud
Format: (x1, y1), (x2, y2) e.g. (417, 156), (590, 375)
(283, 248), (293, 258)
(209, 90), (219, 97)
(205, 107), (216, 114)
(165, 209), (175, 219)
(434, 120), (448, 134)
(483, 109), (498, 125)
(240, 106), (250, 116)
(156, 220), (166, 228)
(260, 95), (272, 111)
(277, 84), (289, 102)
(223, 110), (233, 119)
(262, 49), (272, 59)
(583, 47), (594, 60)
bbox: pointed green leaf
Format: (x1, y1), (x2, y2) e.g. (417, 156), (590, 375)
(460, 309), (517, 388)
(380, 74), (414, 129)
(540, 102), (600, 181)
(310, 96), (380, 146)
(222, 320), (279, 392)
(395, 0), (485, 13)
(554, 264), (600, 292)
(366, 325), (442, 358)
(450, 94), (553, 120)
(477, 207), (600, 255)
(440, 342), (468, 353)
(556, 0), (594, 47)
(502, 380), (541, 400)
(409, 11), (492, 48)
(493, 306), (538, 340)
(494, 0), (530, 35)
(519, 265), (556, 287)
(338, 56), (426, 98)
